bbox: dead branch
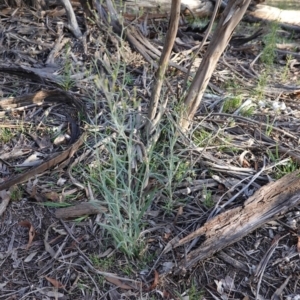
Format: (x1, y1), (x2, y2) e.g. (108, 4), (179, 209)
(163, 169), (300, 273)
(60, 0), (82, 38)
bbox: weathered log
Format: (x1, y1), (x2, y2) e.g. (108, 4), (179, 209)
(163, 169), (300, 273)
(247, 4), (300, 28)
(117, 0), (300, 30)
(117, 0), (213, 16)
(116, 0), (260, 16)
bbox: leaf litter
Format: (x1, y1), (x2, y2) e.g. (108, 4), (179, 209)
(0, 1), (299, 299)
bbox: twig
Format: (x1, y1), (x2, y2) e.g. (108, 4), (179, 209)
(61, 0), (82, 38)
(208, 157), (266, 219)
(254, 234), (287, 300)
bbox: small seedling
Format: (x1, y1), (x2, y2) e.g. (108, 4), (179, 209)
(240, 105), (255, 117)
(10, 186), (22, 201)
(202, 187), (213, 208)
(58, 44), (76, 90)
(255, 21), (279, 99)
(90, 254), (115, 271)
(281, 54), (293, 82)
(265, 115), (275, 136)
(222, 96), (242, 113)
(188, 281), (204, 300)
(267, 147), (298, 179)
(0, 128), (13, 143)
(194, 129), (212, 147)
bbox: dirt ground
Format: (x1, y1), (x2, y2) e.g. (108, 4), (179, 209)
(0, 1), (300, 300)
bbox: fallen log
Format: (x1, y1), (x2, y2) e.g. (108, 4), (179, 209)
(163, 169), (300, 273)
(117, 0), (300, 30)
(116, 0), (261, 15)
(118, 0), (214, 17)
(247, 4), (300, 28)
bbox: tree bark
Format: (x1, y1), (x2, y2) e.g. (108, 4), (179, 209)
(146, 0), (181, 140)
(179, 0), (251, 131)
(55, 202), (107, 219)
(163, 169), (300, 273)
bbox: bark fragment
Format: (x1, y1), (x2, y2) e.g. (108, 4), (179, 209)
(163, 170), (300, 273)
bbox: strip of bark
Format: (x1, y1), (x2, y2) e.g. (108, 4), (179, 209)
(0, 133), (85, 191)
(55, 202), (107, 219)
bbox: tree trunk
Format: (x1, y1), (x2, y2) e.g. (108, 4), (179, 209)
(146, 0), (181, 140)
(178, 0), (251, 131)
